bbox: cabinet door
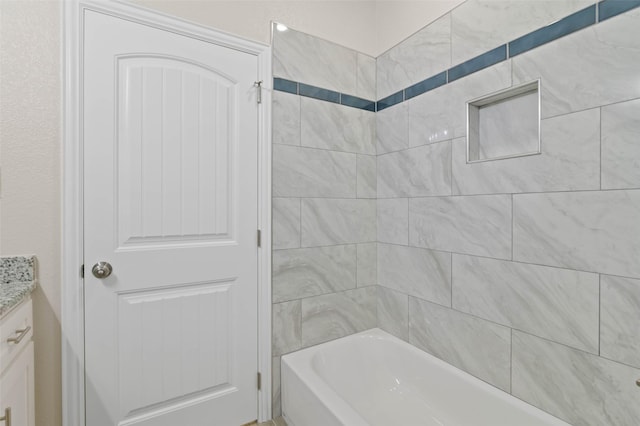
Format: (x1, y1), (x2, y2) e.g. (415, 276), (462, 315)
(0, 341), (35, 426)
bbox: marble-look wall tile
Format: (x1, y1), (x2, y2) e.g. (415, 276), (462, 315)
(272, 91), (300, 146)
(301, 97), (375, 155)
(409, 297), (511, 391)
(452, 108), (600, 195)
(513, 8), (640, 118)
(600, 275), (640, 368)
(273, 300), (302, 356)
(377, 198), (408, 245)
(377, 286), (408, 341)
(301, 198), (376, 247)
(356, 52), (376, 101)
(272, 356), (282, 418)
(377, 14), (451, 99)
(273, 144), (356, 198)
(377, 142), (451, 198)
(408, 61), (511, 147)
(512, 331), (640, 426)
(453, 254), (599, 353)
(409, 195), (512, 259)
(273, 27), (357, 94)
(376, 102), (408, 155)
(601, 98), (640, 190)
(357, 243), (377, 287)
(273, 245), (357, 303)
(513, 190), (640, 278)
(273, 198), (300, 250)
(356, 154), (376, 198)
(378, 243), (451, 306)
(451, 0), (593, 65)
(301, 286), (376, 347)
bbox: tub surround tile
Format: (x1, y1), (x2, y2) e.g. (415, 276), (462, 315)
(448, 45), (507, 82)
(301, 97), (375, 155)
(513, 190), (640, 278)
(512, 7), (640, 118)
(376, 102), (408, 154)
(273, 77), (298, 95)
(377, 286), (409, 341)
(451, 0), (593, 65)
(512, 331), (640, 426)
(404, 72), (447, 101)
(377, 142), (451, 198)
(301, 287), (376, 347)
(340, 94), (376, 112)
(273, 245), (357, 303)
(601, 98), (640, 190)
(272, 356), (282, 418)
(301, 198), (376, 247)
(272, 91), (300, 146)
(409, 195), (512, 260)
(356, 243), (377, 287)
(378, 243), (451, 306)
(600, 275), (640, 368)
(356, 155), (376, 198)
(508, 5), (596, 57)
(377, 198), (408, 245)
(299, 83), (340, 104)
(273, 198), (301, 250)
(452, 108), (600, 195)
(273, 27), (357, 95)
(377, 14), (451, 100)
(376, 91), (404, 112)
(453, 255), (599, 353)
(356, 53), (376, 101)
(599, 0), (640, 21)
(273, 300), (302, 356)
(409, 297), (511, 392)
(273, 145), (356, 198)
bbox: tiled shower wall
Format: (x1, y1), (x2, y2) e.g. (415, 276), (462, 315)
(270, 28), (377, 417)
(375, 1), (640, 425)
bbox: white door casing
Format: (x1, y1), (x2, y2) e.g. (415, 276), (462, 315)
(62, 2), (272, 425)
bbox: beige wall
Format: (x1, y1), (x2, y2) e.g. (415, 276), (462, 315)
(0, 1), (62, 426)
(0, 1), (461, 425)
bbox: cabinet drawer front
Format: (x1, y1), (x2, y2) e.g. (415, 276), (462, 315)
(0, 299), (33, 374)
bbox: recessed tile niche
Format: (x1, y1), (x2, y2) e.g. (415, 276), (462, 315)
(467, 80), (540, 163)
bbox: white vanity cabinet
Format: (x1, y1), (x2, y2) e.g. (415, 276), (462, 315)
(0, 298), (35, 426)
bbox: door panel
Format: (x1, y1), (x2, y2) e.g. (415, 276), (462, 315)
(83, 10), (258, 426)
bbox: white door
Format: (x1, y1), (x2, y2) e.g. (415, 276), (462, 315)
(83, 10), (259, 426)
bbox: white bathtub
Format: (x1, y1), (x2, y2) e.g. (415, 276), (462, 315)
(281, 328), (570, 426)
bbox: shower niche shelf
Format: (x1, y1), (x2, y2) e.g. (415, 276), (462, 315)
(466, 80), (540, 163)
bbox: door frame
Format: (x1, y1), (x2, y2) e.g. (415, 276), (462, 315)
(61, 2), (272, 425)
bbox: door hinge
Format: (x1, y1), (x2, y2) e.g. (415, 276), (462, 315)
(80, 264), (85, 278)
(254, 81), (263, 104)
(257, 372), (262, 390)
(257, 229), (262, 247)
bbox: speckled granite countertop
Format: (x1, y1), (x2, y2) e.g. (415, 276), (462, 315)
(0, 256), (37, 317)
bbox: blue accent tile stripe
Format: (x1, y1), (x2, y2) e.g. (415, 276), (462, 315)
(448, 45), (507, 82)
(404, 72), (447, 100)
(341, 94), (376, 112)
(509, 5), (596, 57)
(377, 91), (404, 112)
(599, 0), (640, 21)
(299, 83), (340, 103)
(275, 0), (640, 112)
(273, 77), (298, 94)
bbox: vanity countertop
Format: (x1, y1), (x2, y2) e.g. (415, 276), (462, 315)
(0, 280), (36, 317)
(0, 255), (37, 317)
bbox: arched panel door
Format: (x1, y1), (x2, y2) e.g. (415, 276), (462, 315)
(83, 10), (258, 426)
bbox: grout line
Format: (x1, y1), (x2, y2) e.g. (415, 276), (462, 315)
(510, 328), (513, 393)
(599, 106), (603, 190)
(511, 194), (514, 261)
(598, 274), (601, 356)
